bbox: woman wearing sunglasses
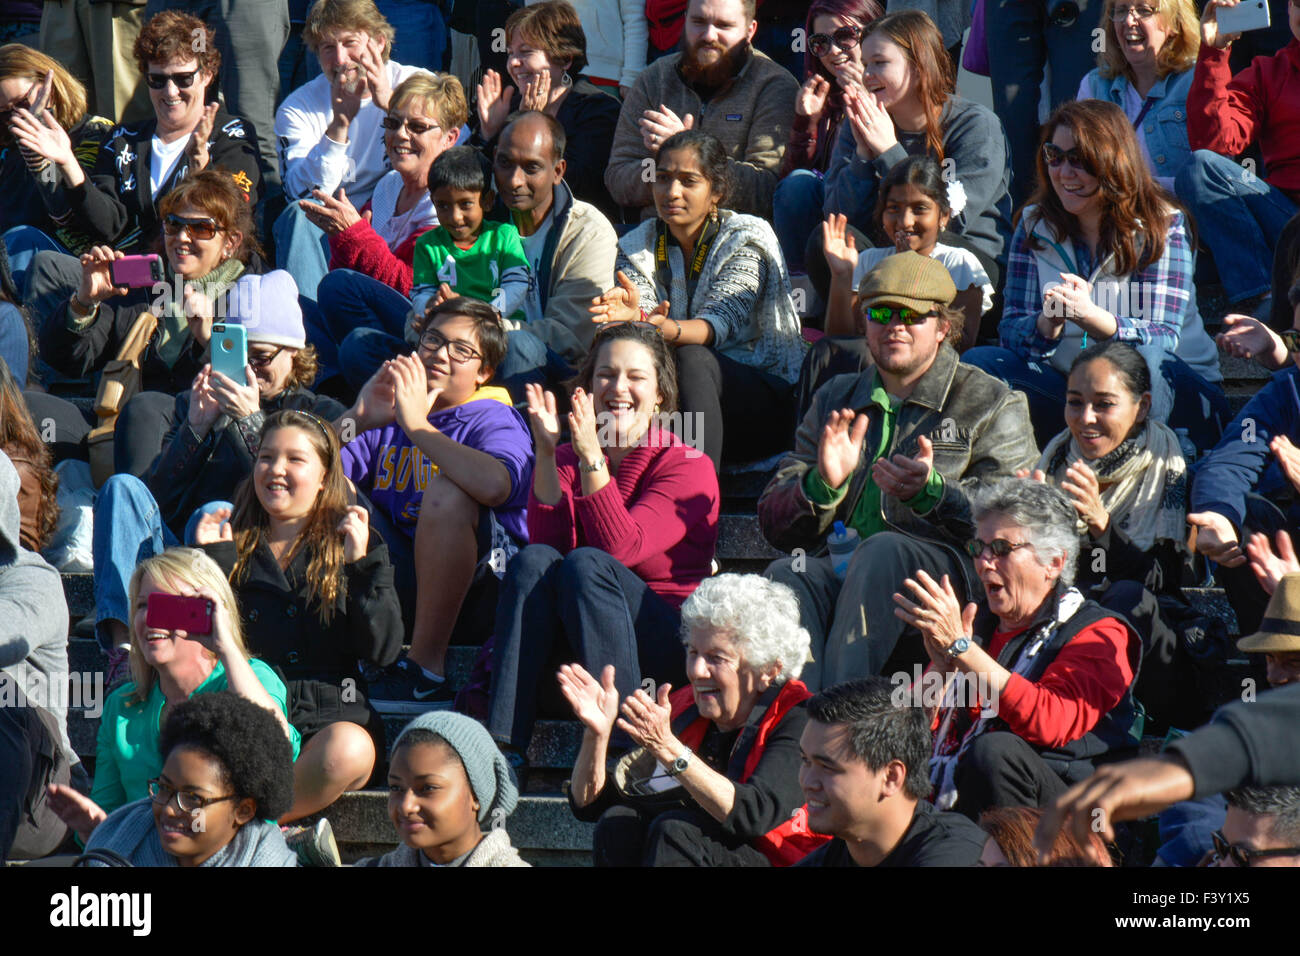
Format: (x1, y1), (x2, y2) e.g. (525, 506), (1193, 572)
(772, 0), (883, 273)
(892, 476), (1141, 821)
(963, 99), (1228, 454)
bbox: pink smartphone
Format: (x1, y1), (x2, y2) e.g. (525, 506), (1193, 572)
(110, 254), (164, 289)
(145, 592), (213, 635)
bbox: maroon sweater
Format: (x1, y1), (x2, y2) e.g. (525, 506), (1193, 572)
(528, 427), (719, 607)
(1188, 39), (1300, 199)
(326, 199), (430, 296)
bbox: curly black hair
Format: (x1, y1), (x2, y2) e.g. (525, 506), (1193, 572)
(158, 692), (295, 820)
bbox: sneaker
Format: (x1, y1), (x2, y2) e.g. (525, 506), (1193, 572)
(366, 657), (456, 715)
(283, 818), (342, 867)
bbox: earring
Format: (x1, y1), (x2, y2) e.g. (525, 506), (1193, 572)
(654, 403), (661, 415)
(709, 204), (719, 222)
(561, 71), (573, 88)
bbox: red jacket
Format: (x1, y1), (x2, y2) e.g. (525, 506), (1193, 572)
(326, 200), (431, 297)
(671, 678), (829, 866)
(1187, 39), (1300, 198)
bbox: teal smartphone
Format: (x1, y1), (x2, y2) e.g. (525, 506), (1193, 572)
(210, 323), (248, 383)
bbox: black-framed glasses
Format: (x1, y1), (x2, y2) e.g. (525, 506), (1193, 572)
(808, 24), (863, 58)
(1110, 3), (1158, 20)
(966, 537), (1035, 559)
(865, 305), (938, 326)
(1043, 142), (1094, 174)
(248, 345), (286, 369)
(147, 778), (238, 813)
(1282, 329), (1300, 353)
(381, 114), (441, 135)
(163, 214), (220, 241)
(418, 326), (480, 364)
(146, 69), (201, 90)
(1211, 830), (1300, 867)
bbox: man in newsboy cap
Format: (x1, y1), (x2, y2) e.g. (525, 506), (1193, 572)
(759, 252), (1040, 689)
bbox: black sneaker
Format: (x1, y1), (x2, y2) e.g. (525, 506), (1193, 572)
(366, 657), (456, 715)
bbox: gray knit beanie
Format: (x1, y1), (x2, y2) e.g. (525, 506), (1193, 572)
(393, 712), (519, 825)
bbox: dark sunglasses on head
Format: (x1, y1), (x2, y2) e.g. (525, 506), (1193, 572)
(865, 305), (937, 326)
(966, 537), (1034, 559)
(1042, 141), (1094, 174)
(381, 115), (441, 135)
(146, 69), (201, 90)
(808, 24), (862, 58)
(1211, 830), (1300, 867)
(163, 214), (220, 240)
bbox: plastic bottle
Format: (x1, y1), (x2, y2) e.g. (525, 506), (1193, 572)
(827, 520), (860, 580)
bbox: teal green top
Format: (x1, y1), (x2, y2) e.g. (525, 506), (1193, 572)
(802, 373), (945, 539)
(90, 658), (301, 816)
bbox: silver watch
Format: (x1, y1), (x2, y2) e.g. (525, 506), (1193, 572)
(667, 749), (692, 777)
(578, 457), (606, 473)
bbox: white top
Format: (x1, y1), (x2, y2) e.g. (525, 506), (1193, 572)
(520, 210), (554, 324)
(368, 169), (437, 251)
(149, 135), (189, 199)
(851, 242), (995, 315)
(274, 60), (429, 204)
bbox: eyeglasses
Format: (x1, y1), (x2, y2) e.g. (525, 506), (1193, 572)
(147, 778), (238, 813)
(1211, 830), (1300, 867)
(163, 214), (220, 241)
(0, 83), (37, 125)
(865, 306), (938, 326)
(1043, 142), (1095, 174)
(418, 326), (480, 364)
(248, 346), (286, 369)
(145, 69), (201, 90)
(381, 114), (441, 135)
(808, 25), (863, 58)
(1110, 4), (1158, 20)
(966, 537), (1035, 559)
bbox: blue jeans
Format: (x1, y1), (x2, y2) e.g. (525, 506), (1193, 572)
(773, 169), (824, 274)
(310, 268), (412, 383)
(962, 345), (1230, 454)
(92, 474), (233, 650)
(3, 225), (66, 301)
(273, 203), (331, 306)
(487, 544), (685, 752)
(1175, 149), (1300, 303)
(375, 0), (448, 72)
(341, 324), (573, 401)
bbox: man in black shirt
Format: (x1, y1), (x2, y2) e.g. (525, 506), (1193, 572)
(796, 677), (986, 867)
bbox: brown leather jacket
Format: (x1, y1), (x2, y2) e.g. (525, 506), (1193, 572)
(757, 346), (1039, 596)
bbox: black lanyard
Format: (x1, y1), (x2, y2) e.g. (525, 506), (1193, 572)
(654, 214), (721, 304)
(1132, 96), (1156, 130)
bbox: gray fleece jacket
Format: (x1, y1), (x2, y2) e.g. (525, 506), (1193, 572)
(0, 449), (71, 760)
(362, 828), (530, 867)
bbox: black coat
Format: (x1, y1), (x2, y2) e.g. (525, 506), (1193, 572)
(203, 531), (403, 738)
(146, 386), (345, 536)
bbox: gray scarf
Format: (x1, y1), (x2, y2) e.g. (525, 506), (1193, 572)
(82, 798), (298, 867)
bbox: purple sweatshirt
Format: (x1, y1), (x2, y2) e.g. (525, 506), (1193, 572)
(341, 386), (534, 542)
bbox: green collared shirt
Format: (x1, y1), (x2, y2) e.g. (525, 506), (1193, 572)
(802, 373), (945, 540)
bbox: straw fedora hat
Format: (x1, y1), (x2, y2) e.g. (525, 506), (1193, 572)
(1237, 573), (1300, 653)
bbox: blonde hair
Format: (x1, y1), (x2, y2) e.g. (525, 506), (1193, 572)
(0, 44), (88, 134)
(125, 548), (251, 705)
(303, 0), (395, 60)
(390, 72), (468, 134)
(1096, 0), (1199, 82)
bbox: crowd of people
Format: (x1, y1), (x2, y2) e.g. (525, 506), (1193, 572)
(5, 0), (1300, 870)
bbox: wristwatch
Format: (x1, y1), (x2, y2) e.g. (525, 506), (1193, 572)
(666, 749), (692, 777)
(948, 636), (972, 659)
(578, 457), (606, 474)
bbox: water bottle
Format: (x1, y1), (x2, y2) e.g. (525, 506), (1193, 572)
(827, 521), (860, 580)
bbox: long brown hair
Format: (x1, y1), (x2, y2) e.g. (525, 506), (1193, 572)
(230, 411), (352, 624)
(1022, 99), (1179, 275)
(0, 355), (56, 549)
(979, 806), (1113, 866)
(862, 10), (954, 162)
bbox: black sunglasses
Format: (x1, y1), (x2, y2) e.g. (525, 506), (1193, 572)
(163, 214), (220, 241)
(1043, 142), (1094, 174)
(808, 25), (862, 58)
(248, 345), (286, 369)
(966, 537), (1035, 559)
(1211, 830), (1300, 867)
(146, 69), (201, 90)
(865, 305), (938, 326)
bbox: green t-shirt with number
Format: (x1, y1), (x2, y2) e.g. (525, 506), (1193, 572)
(411, 221), (531, 324)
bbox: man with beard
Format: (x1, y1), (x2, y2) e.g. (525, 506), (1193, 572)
(274, 0), (429, 304)
(758, 253), (1038, 689)
(605, 0), (798, 220)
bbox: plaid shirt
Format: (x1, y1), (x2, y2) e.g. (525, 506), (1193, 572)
(999, 209), (1195, 358)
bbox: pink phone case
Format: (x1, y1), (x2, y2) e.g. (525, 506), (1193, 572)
(145, 592), (213, 634)
(110, 254), (164, 289)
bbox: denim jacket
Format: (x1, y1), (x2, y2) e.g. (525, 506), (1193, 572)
(1081, 67), (1195, 183)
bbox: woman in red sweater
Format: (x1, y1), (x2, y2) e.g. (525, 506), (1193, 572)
(487, 322), (719, 774)
(891, 477), (1142, 820)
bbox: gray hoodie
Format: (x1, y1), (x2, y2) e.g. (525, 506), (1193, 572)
(0, 450), (71, 759)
